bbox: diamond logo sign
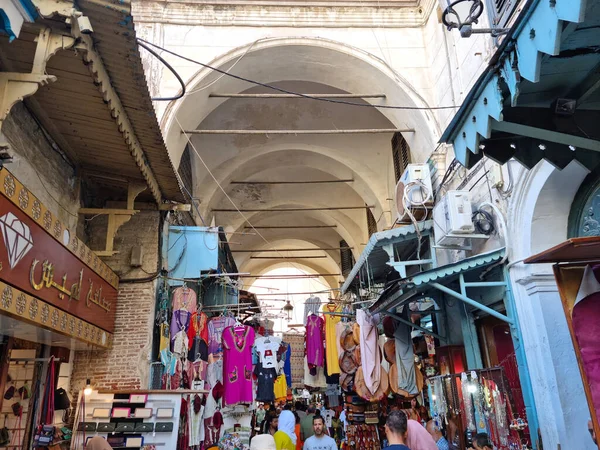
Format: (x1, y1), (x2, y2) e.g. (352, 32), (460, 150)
(0, 212), (34, 269)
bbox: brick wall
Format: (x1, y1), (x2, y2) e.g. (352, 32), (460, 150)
(70, 280), (156, 394)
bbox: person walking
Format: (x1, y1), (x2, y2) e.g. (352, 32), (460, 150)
(303, 415), (337, 450)
(300, 405), (316, 441)
(426, 420), (449, 450)
(264, 412), (279, 436)
(406, 419), (438, 450)
(383, 410), (410, 450)
(274, 410), (297, 450)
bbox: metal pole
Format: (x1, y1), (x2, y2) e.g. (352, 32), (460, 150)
(250, 256), (328, 259)
(214, 206), (373, 212)
(209, 93), (387, 98)
(241, 273), (341, 278)
(430, 281), (512, 324)
(461, 281), (508, 287)
(182, 129), (413, 135)
(232, 247), (352, 252)
(385, 311), (446, 341)
(233, 180), (353, 185)
(244, 225), (337, 229)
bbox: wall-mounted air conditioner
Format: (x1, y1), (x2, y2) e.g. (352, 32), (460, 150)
(395, 163), (433, 222)
(433, 191), (478, 247)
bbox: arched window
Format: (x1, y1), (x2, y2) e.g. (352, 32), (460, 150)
(568, 168), (600, 237)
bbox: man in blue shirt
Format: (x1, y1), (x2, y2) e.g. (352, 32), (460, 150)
(383, 410), (410, 450)
(426, 420), (450, 450)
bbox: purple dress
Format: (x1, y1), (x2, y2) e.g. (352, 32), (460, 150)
(208, 316), (235, 355)
(222, 325), (255, 406)
(306, 314), (324, 367)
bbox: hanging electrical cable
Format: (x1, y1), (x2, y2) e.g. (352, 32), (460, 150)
(136, 38), (460, 111)
(137, 40), (186, 101)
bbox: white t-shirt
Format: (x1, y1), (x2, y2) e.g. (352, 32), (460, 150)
(322, 410), (335, 428)
(255, 337), (281, 369)
(303, 434), (337, 450)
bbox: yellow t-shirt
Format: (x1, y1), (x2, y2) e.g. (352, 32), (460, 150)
(274, 431), (296, 450)
(274, 374), (288, 401)
(323, 303), (342, 374)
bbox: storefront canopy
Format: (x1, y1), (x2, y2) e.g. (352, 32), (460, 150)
(440, 0), (600, 170)
(370, 247), (506, 319)
(340, 221), (434, 294)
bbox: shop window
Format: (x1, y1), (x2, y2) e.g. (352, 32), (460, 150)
(340, 240), (354, 277)
(568, 168), (600, 237)
(391, 132), (411, 182)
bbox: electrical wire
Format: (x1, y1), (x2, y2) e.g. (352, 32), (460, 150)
(472, 209), (495, 235)
(137, 40), (186, 102)
(136, 38), (460, 111)
(175, 116), (332, 293)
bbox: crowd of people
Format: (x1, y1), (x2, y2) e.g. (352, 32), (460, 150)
(249, 402), (495, 450)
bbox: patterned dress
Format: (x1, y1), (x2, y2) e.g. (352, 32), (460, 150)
(222, 325), (255, 405)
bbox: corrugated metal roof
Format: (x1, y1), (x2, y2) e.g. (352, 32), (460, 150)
(408, 247), (505, 286)
(369, 247), (505, 313)
(340, 220), (434, 293)
(0, 2), (184, 202)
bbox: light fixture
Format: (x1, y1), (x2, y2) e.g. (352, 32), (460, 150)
(283, 300), (294, 321)
(569, 145), (576, 151)
(84, 379), (93, 396)
(442, 0), (509, 38)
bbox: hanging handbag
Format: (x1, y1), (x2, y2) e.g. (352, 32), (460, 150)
(54, 388), (70, 410)
(0, 427), (9, 446)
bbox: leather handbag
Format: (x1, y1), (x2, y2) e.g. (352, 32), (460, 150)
(155, 422), (174, 432)
(134, 422), (154, 433)
(97, 423), (116, 433)
(77, 422), (96, 432)
(115, 422), (135, 433)
(383, 340), (396, 364)
(54, 388), (71, 410)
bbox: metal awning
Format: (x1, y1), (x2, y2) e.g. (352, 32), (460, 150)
(340, 220), (434, 294)
(370, 247), (507, 320)
(440, 0), (600, 170)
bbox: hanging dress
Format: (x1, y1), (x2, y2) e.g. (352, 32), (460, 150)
(323, 303), (342, 374)
(222, 325), (255, 406)
(356, 309), (381, 393)
(306, 314), (325, 368)
(172, 286), (197, 314)
(208, 316), (235, 355)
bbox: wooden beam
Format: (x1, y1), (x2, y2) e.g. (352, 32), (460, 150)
(491, 119), (600, 152)
(158, 203), (192, 212)
(244, 225), (337, 229)
(232, 179), (353, 185)
(79, 208), (139, 215)
(232, 247), (352, 253)
(182, 128), (413, 135)
(214, 206), (373, 212)
(250, 256), (328, 259)
(209, 93), (386, 99)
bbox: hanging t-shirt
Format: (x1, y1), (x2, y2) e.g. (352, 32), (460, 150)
(254, 366), (277, 403)
(321, 409), (335, 428)
(222, 325), (255, 406)
(208, 316), (235, 355)
(172, 286), (197, 314)
(274, 374), (288, 401)
(306, 314), (325, 367)
(255, 336), (281, 369)
(323, 303), (342, 374)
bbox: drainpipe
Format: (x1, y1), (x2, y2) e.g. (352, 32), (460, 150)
(503, 266), (540, 450)
(442, 27), (459, 108)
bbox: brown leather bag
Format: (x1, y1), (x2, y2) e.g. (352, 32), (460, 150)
(383, 339), (396, 364)
(339, 350), (359, 374)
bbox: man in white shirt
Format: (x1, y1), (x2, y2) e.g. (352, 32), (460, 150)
(303, 416), (337, 450)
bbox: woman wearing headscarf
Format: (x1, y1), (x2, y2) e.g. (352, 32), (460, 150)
(274, 410), (297, 450)
(86, 436), (113, 450)
(406, 419), (438, 450)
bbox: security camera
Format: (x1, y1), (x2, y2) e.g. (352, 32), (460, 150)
(77, 15), (94, 34)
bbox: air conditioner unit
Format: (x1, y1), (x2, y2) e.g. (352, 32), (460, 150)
(395, 163), (433, 222)
(433, 191), (476, 246)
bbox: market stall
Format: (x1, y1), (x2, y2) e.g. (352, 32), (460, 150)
(525, 236), (600, 448)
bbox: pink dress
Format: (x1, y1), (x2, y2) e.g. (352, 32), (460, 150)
(222, 325), (255, 405)
(306, 314), (324, 367)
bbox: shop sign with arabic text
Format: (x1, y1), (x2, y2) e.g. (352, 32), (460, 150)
(0, 194), (117, 332)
